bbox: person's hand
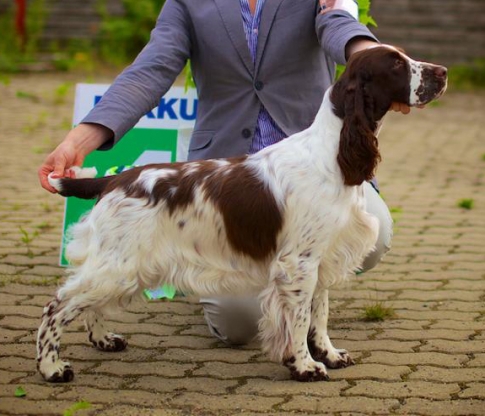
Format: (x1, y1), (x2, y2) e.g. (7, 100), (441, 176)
(390, 102), (426, 114)
(391, 102), (411, 114)
(38, 123), (112, 193)
(319, 0), (358, 18)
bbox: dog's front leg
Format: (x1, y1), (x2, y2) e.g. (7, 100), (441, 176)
(259, 254), (329, 382)
(308, 289), (354, 369)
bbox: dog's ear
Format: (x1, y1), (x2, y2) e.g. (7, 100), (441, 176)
(333, 71), (381, 186)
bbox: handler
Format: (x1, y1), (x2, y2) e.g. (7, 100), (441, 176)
(39, 0), (406, 345)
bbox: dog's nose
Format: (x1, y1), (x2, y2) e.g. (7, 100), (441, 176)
(434, 66), (447, 79)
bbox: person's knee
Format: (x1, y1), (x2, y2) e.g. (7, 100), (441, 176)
(361, 182), (393, 272)
(361, 233), (391, 271)
(200, 296), (261, 346)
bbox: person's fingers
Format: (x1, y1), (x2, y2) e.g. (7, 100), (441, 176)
(391, 102), (411, 114)
(400, 104), (411, 114)
(38, 164), (57, 193)
(52, 153), (67, 178)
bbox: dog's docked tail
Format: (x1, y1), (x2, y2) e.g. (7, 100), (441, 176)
(48, 167), (113, 199)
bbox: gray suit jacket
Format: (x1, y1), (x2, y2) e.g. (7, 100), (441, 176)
(82, 0), (377, 161)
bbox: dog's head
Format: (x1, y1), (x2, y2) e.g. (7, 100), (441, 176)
(331, 45), (447, 186)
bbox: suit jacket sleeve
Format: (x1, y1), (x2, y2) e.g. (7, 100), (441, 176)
(315, 9), (378, 66)
(81, 0), (191, 150)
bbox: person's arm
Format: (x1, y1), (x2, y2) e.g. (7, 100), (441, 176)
(316, 1), (413, 114)
(38, 0), (191, 192)
(315, 0), (378, 65)
(83, 0), (191, 148)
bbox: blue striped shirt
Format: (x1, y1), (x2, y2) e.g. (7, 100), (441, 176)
(239, 0), (286, 153)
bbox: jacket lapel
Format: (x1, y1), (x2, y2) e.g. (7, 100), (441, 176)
(213, 0), (254, 76)
(255, 0), (284, 72)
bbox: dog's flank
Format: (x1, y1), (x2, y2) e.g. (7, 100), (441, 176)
(37, 46), (447, 383)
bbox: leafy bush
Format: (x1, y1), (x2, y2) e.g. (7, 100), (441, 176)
(448, 59), (485, 90)
(0, 0), (46, 71)
(97, 0), (166, 65)
(335, 0), (377, 79)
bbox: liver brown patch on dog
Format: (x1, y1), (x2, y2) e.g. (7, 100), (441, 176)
(103, 158), (283, 261)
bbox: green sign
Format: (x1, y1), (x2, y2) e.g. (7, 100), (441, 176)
(60, 84), (196, 266)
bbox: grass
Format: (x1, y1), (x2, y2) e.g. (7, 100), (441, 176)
(19, 226), (39, 258)
(457, 198), (474, 210)
(448, 59), (485, 90)
(389, 206), (403, 223)
(63, 401), (91, 416)
(362, 301), (395, 322)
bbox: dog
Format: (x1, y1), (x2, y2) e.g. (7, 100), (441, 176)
(37, 45), (447, 383)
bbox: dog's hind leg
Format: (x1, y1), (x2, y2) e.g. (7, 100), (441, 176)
(85, 310), (127, 352)
(37, 296), (82, 382)
(259, 253), (329, 382)
(308, 289), (354, 369)
(37, 266), (140, 382)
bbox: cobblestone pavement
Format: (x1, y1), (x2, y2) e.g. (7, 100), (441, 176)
(0, 72), (484, 416)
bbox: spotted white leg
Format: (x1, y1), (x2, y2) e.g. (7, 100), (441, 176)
(37, 297), (79, 382)
(308, 289), (354, 369)
(259, 253), (329, 382)
(85, 310), (127, 352)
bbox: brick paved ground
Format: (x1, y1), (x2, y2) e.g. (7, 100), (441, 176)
(0, 72), (484, 415)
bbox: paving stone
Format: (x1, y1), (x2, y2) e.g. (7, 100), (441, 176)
(361, 351), (467, 367)
(459, 382), (485, 399)
(161, 347), (259, 363)
(329, 364), (411, 381)
(344, 380), (460, 400)
(430, 320), (485, 331)
(468, 354), (485, 367)
(94, 361), (195, 377)
(0, 369), (29, 384)
(337, 339), (421, 353)
(56, 386), (174, 407)
(396, 398), (485, 415)
(0, 398), (102, 415)
(170, 392), (283, 412)
(0, 328), (31, 343)
(101, 405), (183, 416)
(408, 366), (485, 383)
(133, 375), (239, 394)
(236, 378), (348, 397)
(0, 305), (43, 318)
(129, 334), (217, 349)
(374, 329), (473, 341)
(395, 290), (483, 302)
(420, 339), (485, 354)
(62, 344), (160, 362)
(0, 293), (29, 305)
(0, 383), (65, 399)
(193, 361), (289, 380)
(281, 395), (400, 413)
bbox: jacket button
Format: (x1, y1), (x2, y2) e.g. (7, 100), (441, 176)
(242, 128), (251, 138)
(255, 80), (264, 91)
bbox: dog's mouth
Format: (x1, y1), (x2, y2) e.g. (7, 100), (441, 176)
(411, 64), (448, 106)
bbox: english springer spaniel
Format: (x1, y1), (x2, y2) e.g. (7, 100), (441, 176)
(37, 46), (447, 383)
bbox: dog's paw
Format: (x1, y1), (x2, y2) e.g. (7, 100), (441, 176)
(39, 359), (74, 383)
(284, 357), (330, 382)
(308, 339), (355, 369)
(322, 348), (355, 369)
(90, 333), (127, 352)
